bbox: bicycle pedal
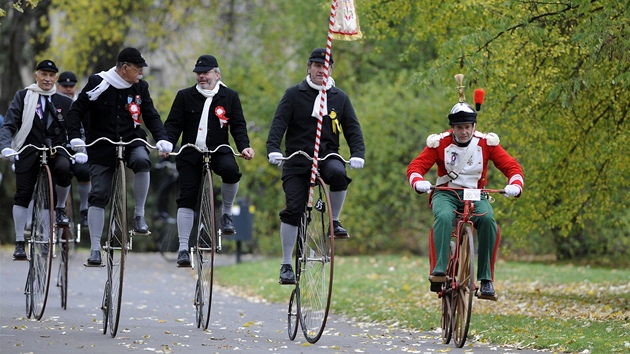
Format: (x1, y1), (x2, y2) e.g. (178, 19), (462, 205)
(83, 262), (105, 268)
(176, 263), (192, 269)
(477, 293), (499, 301)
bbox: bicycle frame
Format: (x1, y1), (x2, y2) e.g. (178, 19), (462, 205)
(168, 143), (242, 330)
(79, 137), (157, 337)
(279, 151), (349, 344)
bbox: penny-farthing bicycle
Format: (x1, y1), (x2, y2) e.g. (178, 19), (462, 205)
(169, 143), (242, 330)
(80, 137), (157, 337)
(279, 151), (349, 344)
(7, 144), (81, 319)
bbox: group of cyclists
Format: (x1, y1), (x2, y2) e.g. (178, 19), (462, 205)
(1, 46), (522, 315)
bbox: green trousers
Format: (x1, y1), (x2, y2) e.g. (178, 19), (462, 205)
(431, 190), (497, 281)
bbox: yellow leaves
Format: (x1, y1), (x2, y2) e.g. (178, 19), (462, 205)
(241, 321), (256, 328)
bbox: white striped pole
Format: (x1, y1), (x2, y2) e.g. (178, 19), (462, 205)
(308, 0), (337, 208)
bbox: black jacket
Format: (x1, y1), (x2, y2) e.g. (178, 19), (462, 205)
(67, 74), (167, 166)
(0, 89), (73, 172)
(266, 80), (365, 175)
(164, 85), (250, 164)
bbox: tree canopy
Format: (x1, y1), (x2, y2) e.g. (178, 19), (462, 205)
(1, 0), (628, 263)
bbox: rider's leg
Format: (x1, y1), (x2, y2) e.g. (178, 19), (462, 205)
(86, 163), (114, 262)
(87, 207), (105, 251)
(430, 190), (460, 275)
(280, 222), (299, 265)
(176, 208), (194, 252)
(472, 198), (497, 281)
(132, 172), (150, 218)
(320, 159), (351, 223)
(329, 190), (346, 221)
(127, 147), (151, 232)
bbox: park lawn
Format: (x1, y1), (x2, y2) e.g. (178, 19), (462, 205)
(214, 254), (630, 353)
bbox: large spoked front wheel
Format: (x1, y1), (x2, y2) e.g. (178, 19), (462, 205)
(297, 176), (334, 344)
(194, 169), (216, 330)
(102, 161), (128, 337)
(28, 165), (55, 320)
(452, 224), (475, 348)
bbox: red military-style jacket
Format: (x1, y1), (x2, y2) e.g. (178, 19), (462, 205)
(407, 129), (524, 194)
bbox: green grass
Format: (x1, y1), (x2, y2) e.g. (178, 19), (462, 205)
(214, 255), (630, 353)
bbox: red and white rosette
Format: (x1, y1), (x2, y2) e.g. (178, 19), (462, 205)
(215, 106), (229, 128)
(128, 102), (141, 127)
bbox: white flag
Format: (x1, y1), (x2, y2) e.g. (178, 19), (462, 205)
(331, 0), (362, 41)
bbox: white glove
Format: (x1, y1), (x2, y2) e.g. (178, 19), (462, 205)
(156, 140), (173, 154)
(74, 152), (88, 164)
(1, 147), (19, 161)
(268, 152), (283, 166)
(414, 180), (432, 193)
(504, 184), (521, 197)
(70, 138), (86, 153)
(349, 157), (365, 169)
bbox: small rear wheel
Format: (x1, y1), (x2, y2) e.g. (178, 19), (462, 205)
(287, 288), (299, 340)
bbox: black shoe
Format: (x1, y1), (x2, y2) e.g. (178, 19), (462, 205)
(87, 250), (102, 265)
(430, 281), (443, 293)
(279, 264), (295, 285)
(55, 208), (69, 226)
(133, 216), (150, 234)
(221, 214), (235, 234)
(480, 280), (495, 297)
(177, 250), (191, 267)
(332, 220), (349, 239)
(80, 209), (88, 228)
(429, 269), (447, 291)
(13, 241), (27, 260)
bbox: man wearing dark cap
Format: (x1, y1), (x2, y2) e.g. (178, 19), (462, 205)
(57, 71), (79, 99)
(56, 70), (91, 227)
(67, 47), (173, 266)
(0, 60), (87, 260)
(163, 54), (255, 267)
(266, 48), (365, 284)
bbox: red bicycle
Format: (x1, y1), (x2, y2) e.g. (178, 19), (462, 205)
(428, 186), (503, 348)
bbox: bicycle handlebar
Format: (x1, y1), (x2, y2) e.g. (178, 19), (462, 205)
(78, 137), (157, 150)
(168, 143), (242, 157)
(278, 150), (350, 164)
(432, 186), (505, 194)
(5, 143), (84, 161)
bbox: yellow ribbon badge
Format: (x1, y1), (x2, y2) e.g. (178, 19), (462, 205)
(330, 109), (341, 134)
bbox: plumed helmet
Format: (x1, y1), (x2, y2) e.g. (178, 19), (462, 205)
(447, 73), (478, 125)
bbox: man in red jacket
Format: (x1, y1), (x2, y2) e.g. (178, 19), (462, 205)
(407, 92), (523, 298)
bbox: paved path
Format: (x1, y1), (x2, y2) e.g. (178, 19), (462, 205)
(0, 249), (543, 353)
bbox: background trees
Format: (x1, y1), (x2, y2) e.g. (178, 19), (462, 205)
(1, 0), (628, 264)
